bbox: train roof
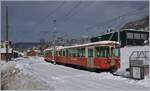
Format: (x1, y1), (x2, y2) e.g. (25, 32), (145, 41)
(63, 41), (120, 49)
(44, 46), (64, 51)
(44, 41), (120, 51)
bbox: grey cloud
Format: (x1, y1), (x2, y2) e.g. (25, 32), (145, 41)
(1, 1), (149, 42)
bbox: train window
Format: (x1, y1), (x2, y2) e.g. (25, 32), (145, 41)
(73, 49), (78, 57)
(95, 47), (109, 57)
(69, 49), (72, 56)
(80, 48), (85, 57)
(59, 51), (62, 56)
(127, 32), (133, 39)
(55, 51), (57, 56)
(88, 49), (93, 57)
(63, 50), (65, 56)
(56, 51), (59, 56)
(134, 33), (141, 39)
(68, 49), (72, 56)
(54, 51), (57, 56)
(70, 49), (75, 57)
(141, 34), (147, 39)
(66, 50), (69, 56)
(113, 48), (120, 57)
(77, 49), (80, 57)
(45, 51), (50, 56)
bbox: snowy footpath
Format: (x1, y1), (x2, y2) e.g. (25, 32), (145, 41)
(1, 56), (149, 90)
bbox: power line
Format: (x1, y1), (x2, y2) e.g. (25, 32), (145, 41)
(63, 2), (81, 22)
(85, 6), (148, 31)
(30, 2), (65, 32)
(63, 2), (95, 23)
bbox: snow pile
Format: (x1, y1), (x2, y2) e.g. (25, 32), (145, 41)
(92, 72), (127, 81)
(128, 76), (150, 88)
(1, 58), (50, 90)
(13, 57), (25, 61)
(92, 72), (149, 88)
(1, 57), (149, 90)
(114, 69), (130, 77)
(0, 61), (6, 66)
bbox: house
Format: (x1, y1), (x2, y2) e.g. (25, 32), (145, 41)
(0, 48), (13, 60)
(0, 41), (13, 60)
(26, 50), (40, 56)
(90, 29), (149, 47)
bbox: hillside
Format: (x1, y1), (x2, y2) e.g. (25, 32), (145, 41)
(121, 16), (149, 31)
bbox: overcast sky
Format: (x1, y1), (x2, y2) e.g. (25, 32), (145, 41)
(1, 1), (149, 42)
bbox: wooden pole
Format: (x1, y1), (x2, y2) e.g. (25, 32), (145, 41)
(6, 6), (9, 62)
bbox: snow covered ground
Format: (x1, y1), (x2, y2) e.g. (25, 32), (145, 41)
(1, 56), (149, 90)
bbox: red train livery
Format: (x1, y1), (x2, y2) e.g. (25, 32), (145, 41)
(44, 41), (120, 71)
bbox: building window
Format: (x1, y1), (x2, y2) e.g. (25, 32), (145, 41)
(127, 32), (133, 39)
(141, 34), (147, 39)
(134, 33), (141, 39)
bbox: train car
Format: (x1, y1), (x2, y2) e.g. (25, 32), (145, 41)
(44, 41), (120, 71)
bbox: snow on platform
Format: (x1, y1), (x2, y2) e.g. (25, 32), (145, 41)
(1, 56), (149, 90)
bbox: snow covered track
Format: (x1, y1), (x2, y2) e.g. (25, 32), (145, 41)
(1, 57), (149, 90)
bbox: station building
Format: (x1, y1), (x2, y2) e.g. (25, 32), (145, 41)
(90, 29), (149, 47)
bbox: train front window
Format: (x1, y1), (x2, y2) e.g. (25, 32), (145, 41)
(95, 47), (110, 57)
(113, 48), (120, 57)
(45, 51), (52, 56)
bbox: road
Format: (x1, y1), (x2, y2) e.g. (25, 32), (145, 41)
(13, 57), (149, 90)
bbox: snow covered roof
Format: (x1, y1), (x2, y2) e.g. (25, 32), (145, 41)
(34, 50), (40, 53)
(44, 46), (64, 51)
(44, 47), (53, 51)
(56, 46), (64, 50)
(121, 29), (149, 32)
(43, 41), (120, 51)
(0, 48), (13, 53)
(63, 41), (120, 49)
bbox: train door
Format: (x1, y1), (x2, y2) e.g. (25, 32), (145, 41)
(87, 47), (94, 67)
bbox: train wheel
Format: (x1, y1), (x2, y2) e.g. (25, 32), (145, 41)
(109, 68), (117, 73)
(87, 68), (97, 72)
(51, 60), (56, 65)
(95, 69), (101, 73)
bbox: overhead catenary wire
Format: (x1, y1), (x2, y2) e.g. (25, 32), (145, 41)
(59, 2), (95, 39)
(39, 2), (81, 35)
(30, 2), (65, 32)
(85, 6), (148, 32)
(63, 1), (82, 23)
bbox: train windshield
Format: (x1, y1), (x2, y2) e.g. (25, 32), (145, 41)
(95, 46), (110, 57)
(113, 48), (120, 57)
(44, 50), (52, 56)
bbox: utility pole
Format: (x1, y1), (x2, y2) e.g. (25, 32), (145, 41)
(117, 16), (121, 43)
(5, 6), (9, 62)
(52, 19), (56, 64)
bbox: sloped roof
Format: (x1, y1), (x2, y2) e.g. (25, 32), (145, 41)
(0, 48), (13, 53)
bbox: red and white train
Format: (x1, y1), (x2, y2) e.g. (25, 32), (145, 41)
(44, 41), (120, 71)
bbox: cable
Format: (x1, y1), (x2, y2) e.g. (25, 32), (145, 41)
(64, 2), (94, 23)
(63, 1), (81, 23)
(85, 6), (148, 31)
(30, 2), (65, 32)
